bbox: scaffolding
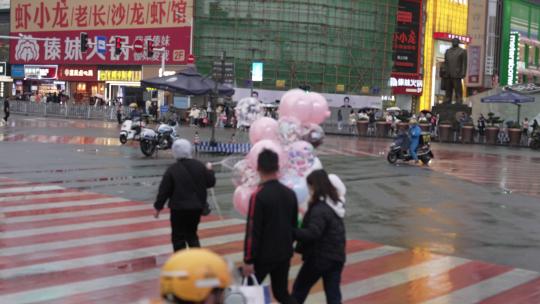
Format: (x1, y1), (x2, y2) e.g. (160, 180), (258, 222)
(194, 0), (399, 95)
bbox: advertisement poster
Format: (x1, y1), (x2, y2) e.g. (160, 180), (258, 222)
(392, 0), (422, 75)
(10, 0), (192, 65)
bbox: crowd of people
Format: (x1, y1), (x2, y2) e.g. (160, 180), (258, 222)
(152, 140), (347, 304)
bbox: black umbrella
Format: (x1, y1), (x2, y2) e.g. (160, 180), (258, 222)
(140, 66), (235, 96)
(481, 91), (535, 123)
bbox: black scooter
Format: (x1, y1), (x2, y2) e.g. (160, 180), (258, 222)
(387, 133), (434, 165)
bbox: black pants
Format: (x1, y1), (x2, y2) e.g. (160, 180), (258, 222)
(117, 113), (122, 124)
(445, 78), (463, 103)
(292, 258), (344, 304)
(170, 209), (202, 252)
(255, 260), (297, 304)
(3, 111), (9, 122)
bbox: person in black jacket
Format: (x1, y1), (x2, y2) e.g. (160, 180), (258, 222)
(3, 98), (9, 124)
(154, 139), (216, 251)
(292, 169), (346, 304)
(243, 149), (298, 304)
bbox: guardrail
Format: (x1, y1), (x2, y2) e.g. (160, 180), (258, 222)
(6, 100), (128, 121)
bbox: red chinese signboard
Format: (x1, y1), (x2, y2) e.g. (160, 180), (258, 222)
(433, 32), (471, 44)
(59, 66), (98, 81)
(10, 0), (192, 65)
(392, 0), (423, 95)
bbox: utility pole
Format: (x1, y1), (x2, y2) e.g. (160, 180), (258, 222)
(210, 51), (226, 145)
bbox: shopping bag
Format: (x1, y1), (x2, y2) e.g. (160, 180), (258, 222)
(235, 275), (272, 304)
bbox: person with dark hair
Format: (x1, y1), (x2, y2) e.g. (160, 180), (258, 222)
(243, 149), (298, 304)
(3, 98), (9, 125)
(292, 169), (346, 304)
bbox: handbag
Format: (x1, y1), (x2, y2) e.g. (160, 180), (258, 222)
(228, 275), (271, 304)
(178, 161), (212, 216)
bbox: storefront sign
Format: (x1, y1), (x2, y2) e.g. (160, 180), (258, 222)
(10, 0), (193, 65)
(98, 70), (141, 82)
(466, 0), (487, 87)
(24, 65), (58, 79)
(389, 76), (423, 95)
(433, 32), (471, 44)
(507, 32), (520, 86)
(59, 66), (97, 81)
(392, 0), (422, 76)
(11, 65), (25, 78)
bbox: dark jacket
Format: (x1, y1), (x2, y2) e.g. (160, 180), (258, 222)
(3, 100), (9, 113)
(295, 198), (346, 263)
(444, 46), (467, 79)
(154, 159), (216, 211)
(244, 180), (298, 265)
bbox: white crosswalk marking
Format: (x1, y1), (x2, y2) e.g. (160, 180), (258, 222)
(0, 185), (64, 194)
(1, 180), (539, 303)
(421, 269), (540, 304)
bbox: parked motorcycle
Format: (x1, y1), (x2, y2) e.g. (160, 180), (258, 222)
(119, 118), (145, 144)
(530, 130), (540, 150)
(139, 121), (179, 157)
(387, 133), (434, 165)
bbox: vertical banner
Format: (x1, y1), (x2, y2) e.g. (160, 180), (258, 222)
(466, 0), (487, 87)
(507, 32), (520, 86)
(391, 0), (422, 95)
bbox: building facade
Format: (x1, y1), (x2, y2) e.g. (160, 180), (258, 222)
(193, 0), (399, 96)
(9, 0), (193, 105)
(499, 0), (540, 86)
(419, 0), (469, 111)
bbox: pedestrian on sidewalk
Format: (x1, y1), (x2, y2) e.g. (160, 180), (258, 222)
(243, 149), (299, 304)
(478, 114), (486, 143)
(154, 139), (216, 251)
(292, 169), (346, 304)
(3, 98), (9, 125)
(116, 102), (123, 125)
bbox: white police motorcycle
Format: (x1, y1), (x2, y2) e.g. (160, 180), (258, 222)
(140, 121), (179, 157)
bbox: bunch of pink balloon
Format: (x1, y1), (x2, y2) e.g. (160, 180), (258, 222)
(232, 90), (330, 216)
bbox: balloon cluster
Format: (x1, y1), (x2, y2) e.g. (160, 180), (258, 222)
(233, 90), (330, 215)
(235, 97), (263, 128)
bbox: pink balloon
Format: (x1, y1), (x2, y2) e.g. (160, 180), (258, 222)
(307, 92), (330, 124)
(247, 139), (288, 171)
(278, 89), (307, 117)
(249, 117), (279, 144)
(289, 96), (314, 124)
(233, 186), (256, 216)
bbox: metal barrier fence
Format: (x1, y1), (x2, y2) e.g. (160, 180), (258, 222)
(6, 100), (128, 121)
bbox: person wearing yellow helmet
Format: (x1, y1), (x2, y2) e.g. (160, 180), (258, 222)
(159, 249), (232, 304)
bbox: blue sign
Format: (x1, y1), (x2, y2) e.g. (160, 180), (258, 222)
(96, 36), (107, 54)
(173, 96), (190, 109)
(251, 62), (264, 82)
(160, 105), (169, 113)
(11, 65), (24, 78)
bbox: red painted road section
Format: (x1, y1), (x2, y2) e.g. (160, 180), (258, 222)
(1, 179), (540, 303)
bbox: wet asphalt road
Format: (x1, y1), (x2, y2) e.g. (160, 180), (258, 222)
(1, 115), (540, 272)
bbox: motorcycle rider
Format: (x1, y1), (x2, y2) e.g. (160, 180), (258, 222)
(409, 118), (422, 163)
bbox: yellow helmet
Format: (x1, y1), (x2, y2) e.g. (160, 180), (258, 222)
(160, 249), (232, 303)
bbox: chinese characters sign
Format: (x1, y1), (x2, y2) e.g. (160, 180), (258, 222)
(389, 76), (423, 95)
(11, 0), (191, 32)
(10, 0), (192, 65)
(10, 27), (190, 65)
(392, 0), (422, 76)
(98, 70), (142, 82)
(59, 66), (97, 81)
(24, 65), (58, 79)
